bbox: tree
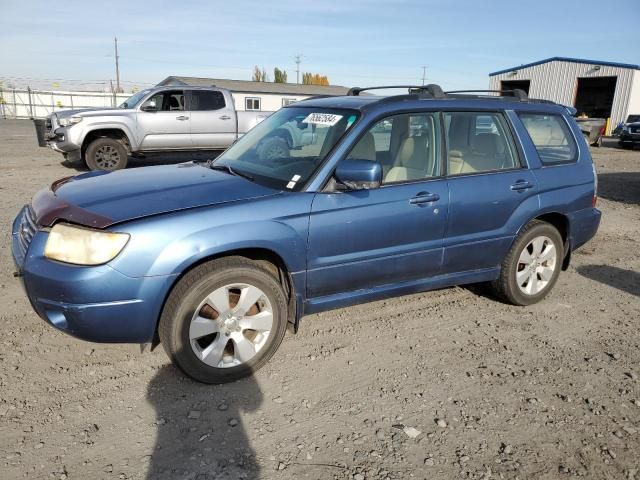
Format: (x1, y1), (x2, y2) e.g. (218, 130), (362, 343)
(252, 66), (269, 82)
(273, 67), (288, 83)
(302, 72), (329, 86)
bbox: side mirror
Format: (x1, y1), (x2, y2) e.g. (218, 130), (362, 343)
(335, 159), (382, 190)
(140, 99), (158, 112)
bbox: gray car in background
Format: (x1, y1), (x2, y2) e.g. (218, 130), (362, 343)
(40, 86), (272, 170)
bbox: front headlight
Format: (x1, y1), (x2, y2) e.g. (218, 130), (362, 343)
(44, 223), (129, 265)
(58, 116), (83, 127)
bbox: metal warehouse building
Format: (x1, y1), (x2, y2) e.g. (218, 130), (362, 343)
(489, 57), (640, 128)
(158, 76), (351, 112)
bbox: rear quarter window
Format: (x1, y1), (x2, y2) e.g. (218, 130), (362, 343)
(518, 113), (577, 165)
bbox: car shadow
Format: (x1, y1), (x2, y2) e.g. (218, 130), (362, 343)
(146, 364), (263, 479)
(576, 264), (639, 297)
(597, 171), (640, 205)
(61, 150), (223, 172)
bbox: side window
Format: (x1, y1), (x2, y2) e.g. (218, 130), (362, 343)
(346, 113), (441, 184)
(519, 113), (577, 165)
(445, 112), (519, 175)
(148, 91), (184, 111)
(190, 91), (225, 111)
(245, 97), (261, 111)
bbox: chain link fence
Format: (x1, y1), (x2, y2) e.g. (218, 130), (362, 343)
(0, 88), (130, 119)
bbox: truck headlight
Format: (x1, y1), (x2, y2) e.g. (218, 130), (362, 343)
(58, 116), (83, 127)
(44, 223), (129, 265)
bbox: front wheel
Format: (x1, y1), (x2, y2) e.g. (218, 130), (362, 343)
(159, 257), (288, 384)
(85, 137), (129, 171)
(492, 220), (563, 306)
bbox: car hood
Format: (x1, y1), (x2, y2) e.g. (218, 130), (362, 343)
(32, 163), (280, 228)
(53, 107), (134, 120)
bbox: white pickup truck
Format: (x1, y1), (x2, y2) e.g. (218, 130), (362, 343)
(40, 86), (273, 170)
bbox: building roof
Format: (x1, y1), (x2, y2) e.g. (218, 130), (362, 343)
(157, 76), (352, 96)
(489, 57), (640, 76)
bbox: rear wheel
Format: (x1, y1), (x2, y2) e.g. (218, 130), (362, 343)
(492, 220), (563, 306)
(85, 137), (129, 171)
(159, 257), (288, 384)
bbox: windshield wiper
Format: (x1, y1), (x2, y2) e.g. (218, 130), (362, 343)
(209, 163), (255, 182)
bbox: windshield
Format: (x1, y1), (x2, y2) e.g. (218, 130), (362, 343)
(119, 89), (152, 109)
(214, 107), (359, 190)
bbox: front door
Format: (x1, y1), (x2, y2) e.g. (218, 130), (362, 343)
(188, 90), (237, 149)
(136, 90), (191, 150)
(307, 112), (449, 298)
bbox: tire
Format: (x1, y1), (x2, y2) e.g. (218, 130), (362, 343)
(159, 257), (288, 384)
(491, 220), (563, 306)
(85, 137), (129, 171)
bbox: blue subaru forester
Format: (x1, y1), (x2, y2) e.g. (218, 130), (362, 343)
(12, 85), (601, 383)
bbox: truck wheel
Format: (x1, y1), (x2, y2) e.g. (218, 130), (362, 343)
(491, 220), (563, 306)
(159, 257), (288, 384)
(85, 138), (129, 171)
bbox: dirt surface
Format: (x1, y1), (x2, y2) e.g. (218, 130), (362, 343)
(1, 120), (638, 480)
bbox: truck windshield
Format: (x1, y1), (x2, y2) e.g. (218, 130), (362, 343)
(213, 107), (359, 191)
(119, 89), (152, 109)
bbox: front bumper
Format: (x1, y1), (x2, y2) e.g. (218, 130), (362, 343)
(12, 207), (177, 343)
(619, 131), (640, 144)
(46, 131), (81, 154)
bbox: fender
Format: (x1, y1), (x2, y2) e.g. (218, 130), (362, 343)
(79, 122), (138, 151)
(107, 195), (314, 279)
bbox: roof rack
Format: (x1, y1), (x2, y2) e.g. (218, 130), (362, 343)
(347, 84), (560, 104)
(347, 84), (446, 99)
(444, 89), (529, 101)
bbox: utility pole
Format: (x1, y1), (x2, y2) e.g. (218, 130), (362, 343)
(421, 66), (427, 85)
(114, 37), (121, 93)
(295, 54), (302, 84)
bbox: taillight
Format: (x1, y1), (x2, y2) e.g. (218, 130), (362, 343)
(592, 163), (598, 207)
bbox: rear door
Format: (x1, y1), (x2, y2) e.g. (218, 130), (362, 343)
(188, 90), (237, 148)
(136, 90), (191, 150)
(442, 111), (538, 273)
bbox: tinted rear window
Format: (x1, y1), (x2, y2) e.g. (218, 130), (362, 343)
(190, 90), (226, 111)
(519, 113), (577, 165)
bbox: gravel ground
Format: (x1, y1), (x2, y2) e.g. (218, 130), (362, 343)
(0, 120), (638, 480)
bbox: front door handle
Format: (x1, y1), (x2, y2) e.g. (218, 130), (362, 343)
(176, 115), (189, 121)
(220, 115), (231, 120)
(510, 180), (534, 191)
(409, 192), (440, 205)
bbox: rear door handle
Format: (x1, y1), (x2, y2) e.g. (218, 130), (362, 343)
(220, 115), (231, 120)
(409, 192), (440, 204)
(176, 116), (189, 121)
(510, 180), (534, 191)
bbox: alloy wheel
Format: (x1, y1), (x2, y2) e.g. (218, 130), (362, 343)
(189, 283), (273, 368)
(95, 145), (121, 169)
(516, 235), (557, 295)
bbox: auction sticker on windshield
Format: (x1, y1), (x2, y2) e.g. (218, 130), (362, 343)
(303, 113), (343, 126)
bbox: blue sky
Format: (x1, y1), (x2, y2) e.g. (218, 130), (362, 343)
(1, 0), (638, 92)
